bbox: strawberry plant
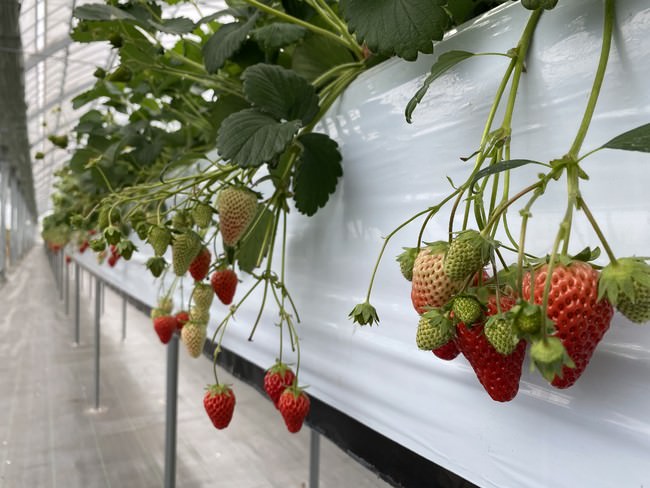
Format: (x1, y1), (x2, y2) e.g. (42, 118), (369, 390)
(351, 0), (650, 401)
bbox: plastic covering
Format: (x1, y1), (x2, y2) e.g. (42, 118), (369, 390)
(73, 1), (650, 486)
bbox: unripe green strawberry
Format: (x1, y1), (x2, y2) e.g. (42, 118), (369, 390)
(172, 231), (202, 276)
(217, 187), (258, 247)
(190, 306), (210, 325)
(158, 297), (173, 314)
(599, 257), (650, 324)
(444, 230), (493, 282)
(396, 247), (418, 282)
(509, 301), (543, 336)
(181, 321), (206, 358)
(617, 282), (650, 323)
(451, 295), (482, 324)
(416, 311), (454, 350)
(193, 283), (214, 311)
(484, 315), (518, 355)
(148, 226), (171, 257)
(172, 210), (194, 230)
(192, 202), (213, 229)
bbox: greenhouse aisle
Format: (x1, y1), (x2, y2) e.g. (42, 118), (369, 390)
(0, 247), (389, 488)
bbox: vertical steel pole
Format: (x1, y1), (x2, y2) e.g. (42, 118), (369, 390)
(94, 278), (101, 410)
(101, 281), (105, 315)
(309, 430), (321, 488)
(163, 333), (179, 488)
(0, 152), (7, 281)
(75, 263), (80, 345)
(10, 174), (17, 266)
(58, 250), (64, 301)
(121, 294), (127, 341)
(65, 255), (70, 315)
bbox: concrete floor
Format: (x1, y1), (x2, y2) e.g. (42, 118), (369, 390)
(0, 248), (390, 488)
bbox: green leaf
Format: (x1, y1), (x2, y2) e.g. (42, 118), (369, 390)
(242, 64), (319, 125)
(148, 17), (195, 34)
(469, 159), (546, 191)
(252, 23), (307, 51)
(210, 94), (251, 131)
(74, 4), (136, 20)
(291, 33), (356, 81)
(340, 0), (449, 60)
(603, 123), (650, 152)
(405, 50), (475, 123)
(202, 13), (258, 73)
(238, 206), (274, 273)
(217, 109), (300, 167)
(293, 133), (343, 216)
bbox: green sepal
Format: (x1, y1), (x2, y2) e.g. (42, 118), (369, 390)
(396, 247), (419, 282)
(103, 225), (122, 245)
(349, 302), (380, 326)
(146, 256), (167, 278)
(529, 337), (575, 382)
(116, 239), (137, 260)
(89, 237), (106, 252)
(598, 257), (650, 305)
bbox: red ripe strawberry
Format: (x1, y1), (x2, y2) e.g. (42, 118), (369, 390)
(411, 242), (460, 314)
(522, 261), (613, 389)
(153, 315), (177, 344)
(211, 269), (238, 305)
(79, 240), (89, 253)
(455, 294), (525, 402)
(263, 363), (296, 408)
(203, 384), (236, 430)
(278, 386), (310, 433)
(175, 311), (189, 331)
(65, 255), (72, 264)
(189, 247), (211, 281)
(107, 254), (119, 267)
(432, 341), (461, 360)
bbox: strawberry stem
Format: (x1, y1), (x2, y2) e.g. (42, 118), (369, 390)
(567, 0), (615, 159)
(576, 196), (617, 264)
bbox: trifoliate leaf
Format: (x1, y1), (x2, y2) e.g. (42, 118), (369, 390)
(252, 23), (307, 51)
(202, 13), (258, 73)
(148, 17), (195, 34)
(603, 123), (650, 153)
(74, 4), (136, 20)
(340, 0), (449, 61)
(291, 33), (356, 82)
(242, 64), (319, 125)
(405, 50), (475, 123)
(238, 207), (274, 273)
(217, 109), (300, 168)
(293, 133), (343, 216)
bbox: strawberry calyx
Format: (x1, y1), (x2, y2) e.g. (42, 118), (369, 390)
(598, 257), (650, 318)
(396, 247), (419, 282)
(205, 383), (234, 397)
(508, 301), (544, 337)
(349, 301), (379, 326)
(529, 337), (575, 382)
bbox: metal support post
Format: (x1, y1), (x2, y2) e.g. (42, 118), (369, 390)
(94, 278), (101, 410)
(101, 281), (105, 315)
(59, 251), (64, 301)
(10, 174), (17, 266)
(65, 255), (70, 315)
(309, 430), (321, 488)
(121, 294), (127, 341)
(75, 263), (80, 344)
(164, 333), (180, 488)
(16, 194), (23, 260)
(0, 151), (7, 281)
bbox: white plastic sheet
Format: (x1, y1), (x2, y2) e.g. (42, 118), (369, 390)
(75, 1), (650, 486)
